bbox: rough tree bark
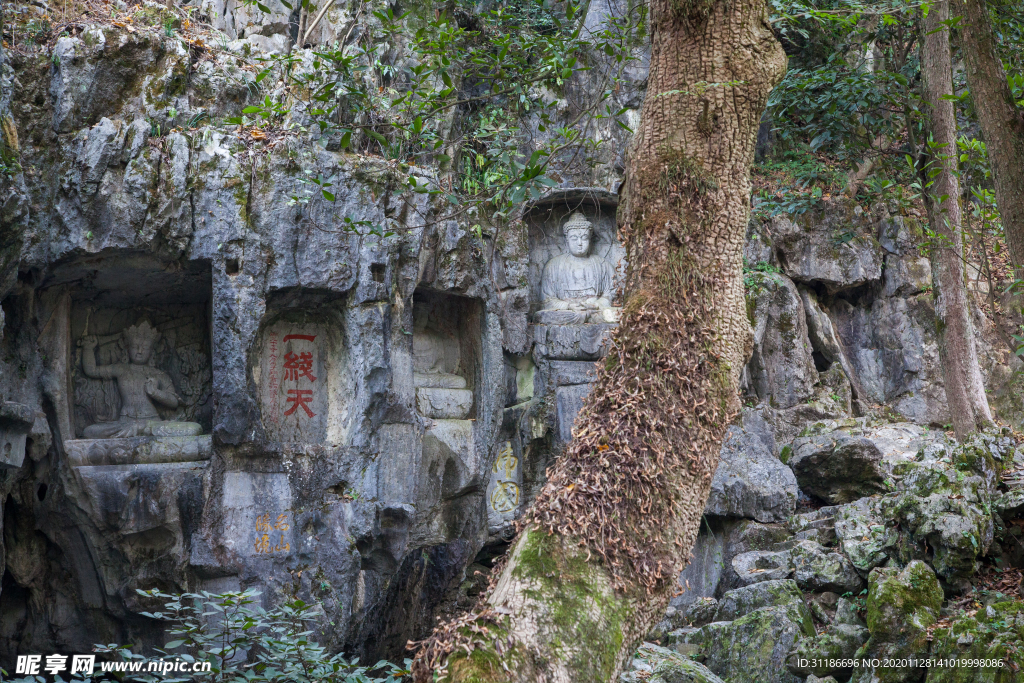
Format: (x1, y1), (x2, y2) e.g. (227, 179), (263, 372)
(955, 0), (1024, 276)
(920, 0), (994, 439)
(412, 1), (785, 681)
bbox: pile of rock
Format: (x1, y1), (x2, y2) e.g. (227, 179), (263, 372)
(635, 417), (1024, 683)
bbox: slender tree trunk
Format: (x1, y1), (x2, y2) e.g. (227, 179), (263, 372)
(920, 1), (995, 438)
(412, 1), (785, 681)
(955, 0), (1024, 277)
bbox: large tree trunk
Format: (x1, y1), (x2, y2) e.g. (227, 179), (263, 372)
(920, 0), (994, 439)
(956, 0), (1024, 276)
(412, 1), (785, 681)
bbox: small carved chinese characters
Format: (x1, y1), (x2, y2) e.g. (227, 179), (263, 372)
(253, 512), (290, 554)
(489, 441), (520, 513)
(535, 212), (620, 325)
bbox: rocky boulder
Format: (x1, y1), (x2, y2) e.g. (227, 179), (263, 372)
(790, 540), (864, 594)
(788, 623), (870, 681)
(787, 431), (887, 504)
(732, 549), (794, 586)
(682, 598), (721, 627)
(682, 595), (815, 683)
(714, 579), (804, 621)
(883, 459), (994, 584)
(835, 496), (891, 574)
(790, 506), (841, 546)
(852, 560), (942, 683)
(714, 520), (795, 595)
(621, 643), (725, 683)
(927, 601), (1024, 683)
(707, 409), (798, 523)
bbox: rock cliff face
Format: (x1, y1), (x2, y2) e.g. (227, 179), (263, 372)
(0, 0), (1022, 669)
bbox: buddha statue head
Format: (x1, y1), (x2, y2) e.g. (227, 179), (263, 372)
(562, 212), (594, 258)
(124, 320), (160, 365)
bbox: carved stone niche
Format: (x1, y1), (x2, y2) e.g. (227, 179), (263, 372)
(254, 299), (349, 444)
(56, 254), (213, 467)
(526, 189), (624, 360)
(412, 290), (482, 421)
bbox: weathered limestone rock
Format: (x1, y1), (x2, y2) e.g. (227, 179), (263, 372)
(0, 401), (34, 468)
(831, 295), (948, 425)
(706, 409), (798, 523)
(743, 271), (819, 409)
(731, 549), (794, 586)
(649, 657), (727, 683)
(790, 506), (840, 547)
(771, 209), (884, 294)
(682, 596), (815, 683)
(621, 643), (726, 683)
(790, 539), (864, 594)
(883, 253), (932, 298)
(789, 623), (870, 681)
(787, 431), (887, 504)
(716, 520), (795, 595)
(673, 517), (728, 608)
(853, 561), (942, 683)
(882, 458), (994, 583)
(835, 496), (891, 574)
(714, 579), (804, 621)
(682, 598), (720, 627)
(927, 601), (1024, 683)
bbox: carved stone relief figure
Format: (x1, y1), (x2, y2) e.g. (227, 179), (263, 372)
(534, 212), (621, 325)
(78, 320), (202, 438)
(413, 305), (473, 420)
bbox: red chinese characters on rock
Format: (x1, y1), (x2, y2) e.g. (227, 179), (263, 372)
(254, 512), (291, 554)
(268, 336), (280, 423)
(283, 352), (317, 382)
(284, 389), (314, 417)
(281, 334), (317, 419)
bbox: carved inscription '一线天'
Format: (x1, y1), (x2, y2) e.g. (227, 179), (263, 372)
(260, 326), (328, 442)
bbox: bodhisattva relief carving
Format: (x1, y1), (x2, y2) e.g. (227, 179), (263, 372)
(413, 307), (473, 420)
(534, 212), (621, 325)
(77, 320), (203, 438)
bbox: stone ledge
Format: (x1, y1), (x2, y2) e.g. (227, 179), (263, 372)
(533, 323), (615, 360)
(66, 435), (213, 467)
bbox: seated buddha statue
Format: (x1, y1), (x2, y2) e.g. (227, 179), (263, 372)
(412, 308), (473, 419)
(534, 212), (620, 325)
(79, 320), (201, 438)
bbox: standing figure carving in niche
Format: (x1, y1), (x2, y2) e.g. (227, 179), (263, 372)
(535, 212), (620, 325)
(79, 320), (201, 438)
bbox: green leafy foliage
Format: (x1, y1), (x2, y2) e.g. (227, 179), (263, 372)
(221, 0), (644, 233)
(2, 590), (409, 683)
(752, 149), (844, 217)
